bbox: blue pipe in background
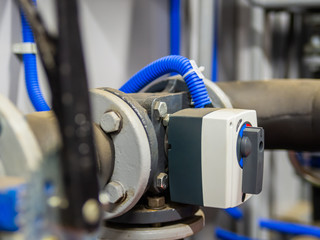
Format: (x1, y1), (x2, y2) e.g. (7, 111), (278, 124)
(119, 55), (212, 108)
(225, 207), (244, 220)
(216, 227), (257, 240)
(259, 218), (320, 238)
(170, 0), (180, 55)
(211, 0), (218, 82)
(20, 0), (49, 111)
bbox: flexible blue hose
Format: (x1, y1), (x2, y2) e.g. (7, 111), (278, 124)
(216, 228), (257, 240)
(170, 0), (180, 55)
(259, 218), (320, 238)
(120, 55), (212, 108)
(225, 207), (244, 220)
(20, 0), (49, 111)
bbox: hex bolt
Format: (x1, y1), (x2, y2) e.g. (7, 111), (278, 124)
(100, 111), (121, 133)
(156, 172), (168, 190)
(147, 196), (166, 209)
(162, 114), (170, 127)
(105, 181), (125, 204)
(153, 101), (167, 120)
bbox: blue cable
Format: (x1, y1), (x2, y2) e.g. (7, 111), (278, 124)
(216, 227), (257, 240)
(259, 218), (320, 238)
(225, 207), (244, 220)
(119, 55), (212, 108)
(20, 0), (49, 111)
(170, 0), (180, 55)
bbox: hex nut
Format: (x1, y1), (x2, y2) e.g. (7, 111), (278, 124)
(100, 111), (121, 133)
(153, 102), (167, 120)
(105, 181), (125, 204)
(156, 172), (168, 190)
(147, 196), (165, 209)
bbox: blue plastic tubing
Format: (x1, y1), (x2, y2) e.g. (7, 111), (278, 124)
(259, 219), (320, 238)
(225, 207), (244, 220)
(170, 0), (180, 55)
(20, 0), (49, 111)
(119, 55), (212, 108)
(216, 227), (256, 240)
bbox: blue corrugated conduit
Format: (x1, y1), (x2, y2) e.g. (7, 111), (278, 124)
(119, 55), (212, 108)
(259, 218), (320, 238)
(170, 0), (180, 55)
(20, 0), (49, 111)
(225, 207), (244, 220)
(215, 227), (257, 240)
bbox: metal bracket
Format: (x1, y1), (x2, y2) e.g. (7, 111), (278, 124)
(12, 43), (37, 55)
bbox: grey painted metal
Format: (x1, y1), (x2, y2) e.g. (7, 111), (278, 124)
(143, 77), (232, 108)
(130, 91), (190, 193)
(0, 94), (42, 178)
(109, 203), (199, 225)
(90, 88), (153, 219)
(26, 112), (115, 186)
(104, 181), (125, 204)
(153, 101), (168, 120)
(100, 210), (205, 240)
(100, 111), (122, 133)
(249, 0), (320, 8)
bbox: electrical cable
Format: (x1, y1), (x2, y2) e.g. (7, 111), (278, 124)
(259, 218), (320, 238)
(120, 55), (212, 108)
(20, 0), (49, 111)
(215, 227), (257, 240)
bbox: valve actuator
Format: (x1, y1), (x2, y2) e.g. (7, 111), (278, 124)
(168, 108), (264, 208)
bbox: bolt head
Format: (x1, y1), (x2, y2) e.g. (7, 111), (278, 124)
(156, 172), (168, 190)
(100, 111), (121, 133)
(105, 181), (125, 204)
(154, 102), (167, 120)
(147, 196), (165, 209)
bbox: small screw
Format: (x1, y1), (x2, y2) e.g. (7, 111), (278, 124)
(100, 111), (121, 133)
(162, 114), (170, 127)
(153, 102), (167, 120)
(156, 172), (168, 190)
(105, 181), (125, 204)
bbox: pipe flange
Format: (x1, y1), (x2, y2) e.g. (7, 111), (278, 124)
(0, 94), (42, 177)
(90, 89), (156, 219)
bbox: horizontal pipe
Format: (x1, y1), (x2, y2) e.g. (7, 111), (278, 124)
(217, 80), (320, 151)
(26, 111), (114, 186)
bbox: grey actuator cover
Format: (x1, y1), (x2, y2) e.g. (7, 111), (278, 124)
(168, 108), (216, 206)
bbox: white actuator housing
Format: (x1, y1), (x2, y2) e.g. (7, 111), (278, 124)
(168, 108), (264, 208)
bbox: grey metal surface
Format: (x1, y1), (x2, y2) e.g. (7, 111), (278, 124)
(100, 111), (122, 133)
(130, 91), (190, 193)
(109, 203), (199, 225)
(143, 77), (232, 108)
(249, 0), (320, 8)
(0, 94), (42, 177)
(90, 88), (154, 219)
(26, 112), (115, 186)
(100, 209), (205, 240)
